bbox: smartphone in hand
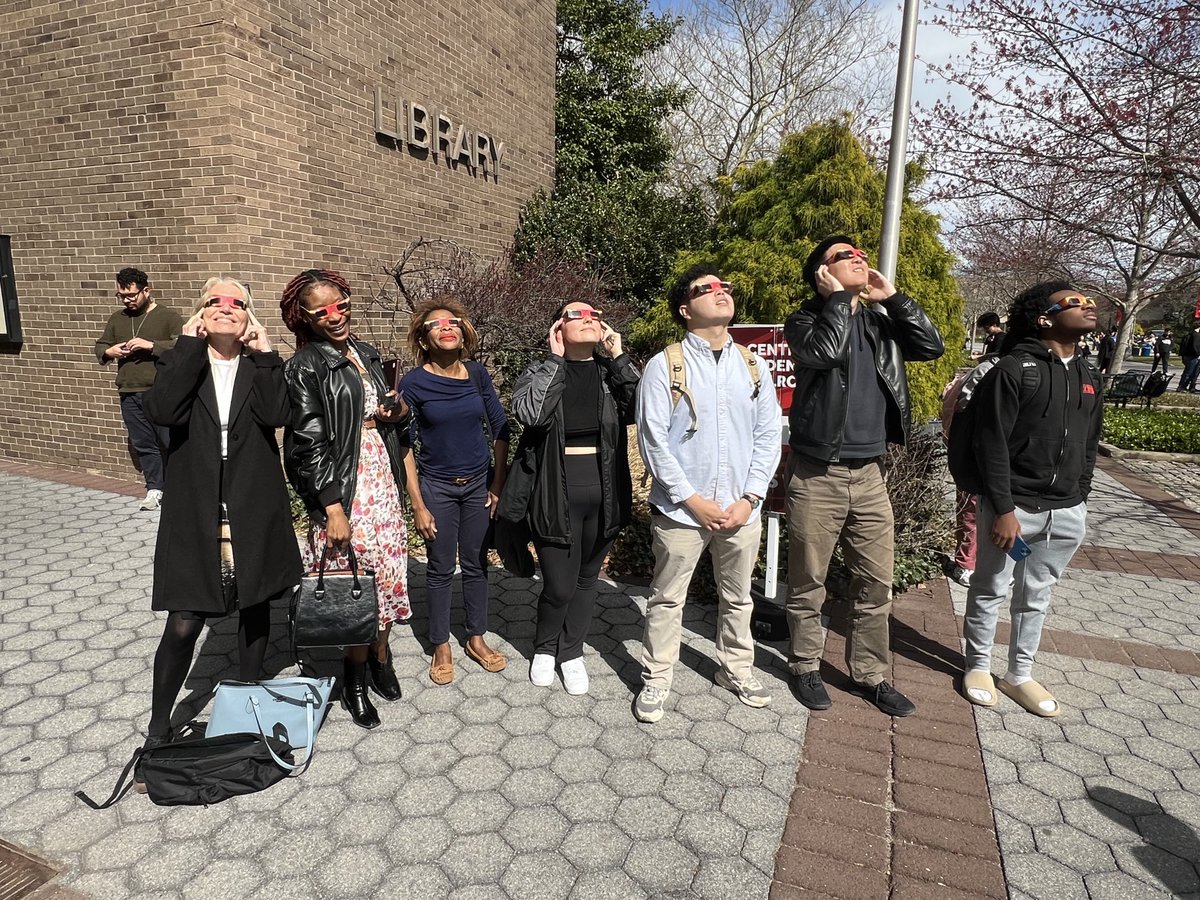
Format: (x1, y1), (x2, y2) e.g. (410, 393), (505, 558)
(1007, 535), (1032, 562)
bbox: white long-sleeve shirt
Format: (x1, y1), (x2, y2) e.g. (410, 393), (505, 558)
(636, 331), (781, 527)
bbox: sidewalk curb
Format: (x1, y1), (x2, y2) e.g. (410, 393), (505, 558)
(1098, 442), (1200, 462)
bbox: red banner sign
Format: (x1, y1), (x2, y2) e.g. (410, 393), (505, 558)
(730, 324), (792, 513)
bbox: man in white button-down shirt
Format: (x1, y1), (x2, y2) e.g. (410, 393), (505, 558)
(633, 265), (782, 723)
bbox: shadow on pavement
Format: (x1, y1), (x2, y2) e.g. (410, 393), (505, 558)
(1089, 785), (1200, 892)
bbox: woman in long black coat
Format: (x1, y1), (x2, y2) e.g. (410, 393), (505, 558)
(140, 276), (301, 771)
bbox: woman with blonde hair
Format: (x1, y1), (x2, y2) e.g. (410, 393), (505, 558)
(399, 296), (510, 685)
(138, 276), (301, 786)
(281, 268), (410, 729)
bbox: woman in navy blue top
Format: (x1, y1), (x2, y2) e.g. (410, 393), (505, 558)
(400, 297), (510, 685)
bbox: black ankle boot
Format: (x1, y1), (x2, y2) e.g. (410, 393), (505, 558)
(367, 645), (402, 702)
(341, 659), (381, 729)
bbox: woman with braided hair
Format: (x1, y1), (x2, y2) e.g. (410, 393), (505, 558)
(281, 268), (411, 729)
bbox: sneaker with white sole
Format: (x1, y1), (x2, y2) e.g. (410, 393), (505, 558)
(948, 564), (973, 587)
(139, 489), (162, 511)
(715, 669), (773, 708)
(634, 685), (668, 723)
(530, 653), (555, 687)
(560, 657), (589, 695)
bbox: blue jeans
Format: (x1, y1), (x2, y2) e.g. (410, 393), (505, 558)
(420, 470), (491, 645)
(1180, 357), (1200, 391)
(120, 392), (167, 491)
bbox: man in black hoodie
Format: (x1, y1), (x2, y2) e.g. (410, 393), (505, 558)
(961, 281), (1102, 717)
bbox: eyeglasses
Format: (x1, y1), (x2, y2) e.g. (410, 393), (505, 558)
(203, 295), (248, 311)
(304, 299), (351, 320)
(1043, 295), (1097, 315)
(826, 248), (868, 264)
(689, 281), (732, 299)
(423, 316), (464, 332)
(562, 308), (604, 321)
(116, 288), (145, 301)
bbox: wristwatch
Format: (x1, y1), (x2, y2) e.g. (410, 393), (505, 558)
(741, 493), (762, 510)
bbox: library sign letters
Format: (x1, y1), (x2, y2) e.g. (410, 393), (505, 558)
(373, 88), (506, 182)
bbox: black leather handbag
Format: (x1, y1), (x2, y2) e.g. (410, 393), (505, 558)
(290, 545), (380, 650)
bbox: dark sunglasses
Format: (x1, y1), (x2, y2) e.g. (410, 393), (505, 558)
(203, 295), (248, 311)
(689, 281), (732, 299)
(1043, 295), (1096, 315)
(827, 248), (868, 264)
(562, 308), (603, 321)
(305, 299), (351, 320)
(423, 316), (464, 331)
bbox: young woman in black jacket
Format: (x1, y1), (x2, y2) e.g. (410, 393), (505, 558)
(281, 269), (410, 729)
(499, 301), (639, 694)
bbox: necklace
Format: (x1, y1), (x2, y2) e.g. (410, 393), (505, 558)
(129, 305), (153, 340)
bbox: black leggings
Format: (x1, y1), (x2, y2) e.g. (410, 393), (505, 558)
(533, 454), (614, 662)
(147, 601), (272, 738)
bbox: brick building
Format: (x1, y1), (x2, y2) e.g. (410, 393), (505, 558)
(0, 0), (555, 480)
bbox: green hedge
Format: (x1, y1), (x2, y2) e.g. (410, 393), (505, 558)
(1103, 408), (1200, 454)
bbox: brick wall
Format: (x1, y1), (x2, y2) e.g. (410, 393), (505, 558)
(0, 0), (554, 479)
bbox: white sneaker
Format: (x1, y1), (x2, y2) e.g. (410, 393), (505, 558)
(560, 657), (589, 695)
(949, 565), (973, 587)
(530, 653), (555, 688)
(139, 490), (162, 511)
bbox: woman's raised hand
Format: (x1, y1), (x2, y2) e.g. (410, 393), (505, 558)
(241, 311), (272, 353)
(183, 310), (207, 339)
(548, 320), (565, 357)
(600, 323), (622, 357)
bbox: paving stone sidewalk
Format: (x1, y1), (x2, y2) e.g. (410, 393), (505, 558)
(7, 453), (1200, 900)
(0, 469), (806, 900)
(946, 456), (1200, 900)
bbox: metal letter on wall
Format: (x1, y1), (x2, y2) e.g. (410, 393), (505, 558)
(453, 124), (475, 171)
(407, 101), (430, 150)
(374, 88), (401, 142)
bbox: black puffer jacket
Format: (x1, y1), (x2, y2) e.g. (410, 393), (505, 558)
(784, 290), (945, 462)
(284, 338), (407, 524)
(497, 353), (640, 545)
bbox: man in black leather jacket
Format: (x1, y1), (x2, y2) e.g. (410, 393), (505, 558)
(783, 235), (944, 716)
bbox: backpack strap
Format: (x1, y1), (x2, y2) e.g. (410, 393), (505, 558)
(75, 747), (143, 809)
(735, 344), (762, 399)
(466, 360), (495, 446)
(664, 343), (698, 436)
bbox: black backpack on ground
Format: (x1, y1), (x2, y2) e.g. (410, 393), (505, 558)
(76, 726), (295, 809)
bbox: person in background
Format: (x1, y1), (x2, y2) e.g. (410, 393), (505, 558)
(282, 269), (411, 730)
(1177, 324), (1200, 392)
(1152, 331), (1173, 374)
(399, 297), (511, 686)
(1096, 328), (1118, 374)
(972, 311), (1004, 360)
(500, 301), (639, 695)
(138, 276), (300, 788)
(94, 267), (182, 511)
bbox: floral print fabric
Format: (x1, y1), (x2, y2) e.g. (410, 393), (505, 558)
(301, 350), (411, 625)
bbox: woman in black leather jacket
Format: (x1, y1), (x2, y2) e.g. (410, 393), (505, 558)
(498, 301), (639, 695)
(281, 269), (410, 729)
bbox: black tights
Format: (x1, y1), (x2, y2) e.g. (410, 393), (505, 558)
(533, 455), (613, 662)
(147, 602), (272, 738)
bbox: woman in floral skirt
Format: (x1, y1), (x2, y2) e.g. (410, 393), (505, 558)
(281, 268), (410, 729)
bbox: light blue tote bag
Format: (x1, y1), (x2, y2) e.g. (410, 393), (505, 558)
(207, 676), (334, 775)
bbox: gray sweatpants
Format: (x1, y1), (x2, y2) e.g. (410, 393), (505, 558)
(963, 498), (1087, 679)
